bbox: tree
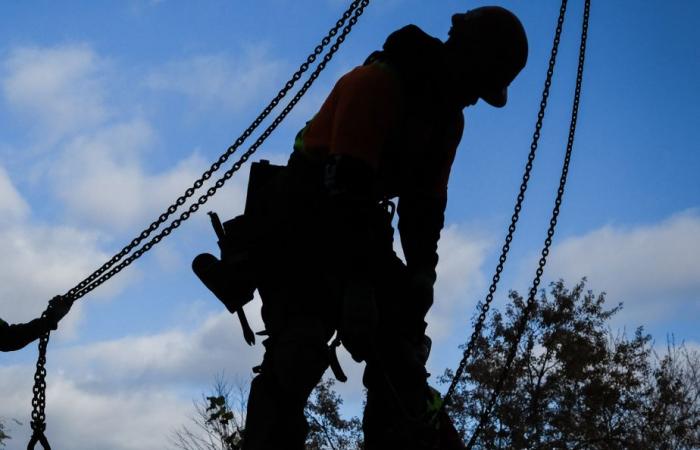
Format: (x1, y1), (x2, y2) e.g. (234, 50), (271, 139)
(642, 338), (700, 449)
(171, 375), (247, 450)
(441, 280), (700, 450)
(0, 419), (9, 449)
(305, 378), (363, 450)
(172, 376), (363, 450)
(176, 281), (699, 449)
(0, 417), (21, 449)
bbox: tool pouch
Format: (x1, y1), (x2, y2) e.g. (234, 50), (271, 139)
(193, 214), (257, 311)
(192, 159), (286, 345)
(192, 213), (257, 345)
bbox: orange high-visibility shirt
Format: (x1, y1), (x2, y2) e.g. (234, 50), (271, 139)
(297, 62), (462, 197)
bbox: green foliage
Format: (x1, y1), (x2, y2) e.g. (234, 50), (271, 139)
(171, 376), (246, 450)
(173, 376), (363, 450)
(441, 280), (700, 450)
(305, 378), (363, 450)
(204, 395), (242, 449)
(175, 281), (699, 449)
(0, 417), (19, 449)
(0, 419), (9, 449)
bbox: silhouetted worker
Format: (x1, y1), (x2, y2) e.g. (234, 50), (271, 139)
(0, 296), (72, 352)
(243, 6), (528, 450)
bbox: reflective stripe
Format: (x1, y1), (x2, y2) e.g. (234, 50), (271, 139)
(293, 119), (313, 153)
(426, 386), (443, 414)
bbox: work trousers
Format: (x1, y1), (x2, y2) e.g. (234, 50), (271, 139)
(243, 151), (336, 450)
(243, 275), (434, 450)
(362, 254), (436, 450)
(244, 315), (334, 450)
(242, 151), (434, 450)
(244, 268), (435, 449)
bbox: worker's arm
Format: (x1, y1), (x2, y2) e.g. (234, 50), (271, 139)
(0, 296), (72, 352)
(397, 192), (446, 320)
(0, 317), (53, 352)
(397, 111), (463, 322)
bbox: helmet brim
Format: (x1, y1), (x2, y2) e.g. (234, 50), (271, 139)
(481, 86), (508, 108)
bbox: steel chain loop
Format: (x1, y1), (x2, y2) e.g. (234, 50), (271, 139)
(28, 2), (370, 448)
(67, 0), (369, 304)
(68, 0), (364, 301)
(27, 328), (50, 450)
(465, 1), (590, 448)
(441, 0), (570, 411)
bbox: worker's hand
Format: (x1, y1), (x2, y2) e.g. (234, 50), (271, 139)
(45, 295), (73, 330)
(340, 280), (378, 363)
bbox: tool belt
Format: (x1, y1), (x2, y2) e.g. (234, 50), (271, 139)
(192, 159), (285, 346)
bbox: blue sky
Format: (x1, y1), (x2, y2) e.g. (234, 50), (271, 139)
(1, 1), (698, 448)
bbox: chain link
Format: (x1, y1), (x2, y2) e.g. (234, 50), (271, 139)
(464, 1), (590, 447)
(67, 0), (369, 304)
(441, 0), (570, 411)
(27, 328), (50, 449)
(67, 0), (365, 301)
(27, 2), (370, 447)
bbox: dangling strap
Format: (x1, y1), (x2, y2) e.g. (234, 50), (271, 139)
(238, 308), (255, 346)
(328, 337), (348, 382)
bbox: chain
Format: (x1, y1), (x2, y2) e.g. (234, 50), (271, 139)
(441, 0), (570, 410)
(27, 2), (370, 447)
(67, 0), (365, 301)
(66, 0), (369, 303)
(27, 328), (51, 450)
(465, 1), (590, 448)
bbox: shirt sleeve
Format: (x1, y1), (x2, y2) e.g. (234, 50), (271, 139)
(0, 317), (50, 352)
(432, 111), (464, 196)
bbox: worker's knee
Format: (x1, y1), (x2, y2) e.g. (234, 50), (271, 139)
(245, 372), (309, 450)
(271, 332), (330, 400)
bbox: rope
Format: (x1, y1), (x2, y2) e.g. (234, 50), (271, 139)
(26, 2), (370, 447)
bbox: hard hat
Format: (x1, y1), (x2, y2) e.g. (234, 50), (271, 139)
(448, 6), (528, 107)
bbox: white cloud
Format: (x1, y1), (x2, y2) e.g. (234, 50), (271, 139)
(0, 366), (192, 450)
(539, 209), (700, 324)
(0, 306), (375, 449)
(56, 307), (264, 389)
(1, 42), (275, 236)
(146, 46), (285, 113)
(2, 44), (108, 141)
(0, 220), (492, 449)
(684, 340), (700, 355)
(427, 224), (491, 340)
(0, 309), (266, 450)
(0, 165), (29, 223)
(46, 119), (245, 232)
(0, 221), (131, 338)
